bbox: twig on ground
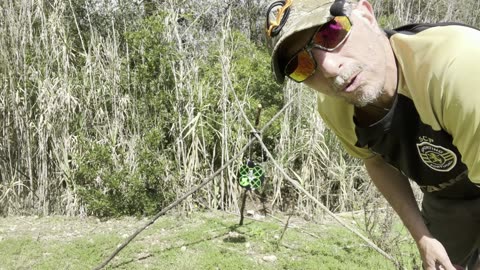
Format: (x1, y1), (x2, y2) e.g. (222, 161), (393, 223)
(276, 213), (292, 247)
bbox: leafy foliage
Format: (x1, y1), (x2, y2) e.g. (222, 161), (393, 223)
(75, 130), (177, 217)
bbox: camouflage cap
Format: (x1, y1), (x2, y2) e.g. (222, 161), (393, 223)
(265, 0), (335, 83)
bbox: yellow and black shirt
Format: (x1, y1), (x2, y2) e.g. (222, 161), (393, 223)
(317, 23), (480, 199)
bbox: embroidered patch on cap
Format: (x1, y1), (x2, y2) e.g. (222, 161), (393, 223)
(416, 142), (457, 172)
(266, 0), (292, 37)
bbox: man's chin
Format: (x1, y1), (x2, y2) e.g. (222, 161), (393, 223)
(338, 93), (371, 108)
(341, 88), (384, 108)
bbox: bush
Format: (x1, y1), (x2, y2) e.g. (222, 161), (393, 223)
(75, 129), (177, 217)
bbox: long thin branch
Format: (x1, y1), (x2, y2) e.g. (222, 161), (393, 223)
(252, 120), (403, 269)
(67, 0), (87, 54)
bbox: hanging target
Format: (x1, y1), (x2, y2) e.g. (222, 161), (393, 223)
(238, 161), (265, 190)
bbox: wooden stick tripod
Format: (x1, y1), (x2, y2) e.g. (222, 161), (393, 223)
(239, 104), (263, 226)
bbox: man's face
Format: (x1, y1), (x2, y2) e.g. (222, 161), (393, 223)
(281, 3), (390, 107)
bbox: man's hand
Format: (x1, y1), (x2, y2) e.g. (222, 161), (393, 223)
(417, 236), (457, 270)
(363, 156), (462, 270)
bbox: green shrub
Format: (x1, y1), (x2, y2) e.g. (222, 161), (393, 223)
(75, 130), (177, 217)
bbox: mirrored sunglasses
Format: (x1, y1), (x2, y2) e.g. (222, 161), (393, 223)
(284, 16), (353, 83)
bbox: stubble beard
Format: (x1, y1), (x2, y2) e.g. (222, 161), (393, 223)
(349, 81), (385, 107)
(334, 63), (385, 107)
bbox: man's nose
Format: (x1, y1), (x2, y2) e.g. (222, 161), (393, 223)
(312, 49), (342, 78)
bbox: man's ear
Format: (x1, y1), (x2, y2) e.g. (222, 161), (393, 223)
(352, 0), (377, 26)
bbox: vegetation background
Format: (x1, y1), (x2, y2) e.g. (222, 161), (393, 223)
(1, 0), (479, 267)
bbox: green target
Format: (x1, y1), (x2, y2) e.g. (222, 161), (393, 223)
(238, 164), (265, 190)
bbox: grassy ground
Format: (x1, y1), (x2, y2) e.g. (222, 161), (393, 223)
(0, 210), (419, 269)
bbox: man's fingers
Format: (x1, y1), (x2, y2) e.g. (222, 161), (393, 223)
(424, 261), (457, 270)
(423, 261), (438, 270)
(436, 260), (457, 270)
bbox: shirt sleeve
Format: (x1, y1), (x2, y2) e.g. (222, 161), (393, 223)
(435, 29), (480, 186)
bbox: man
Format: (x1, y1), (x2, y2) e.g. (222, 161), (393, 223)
(264, 0), (480, 269)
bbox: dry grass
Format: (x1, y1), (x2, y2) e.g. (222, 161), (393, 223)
(0, 2), (472, 255)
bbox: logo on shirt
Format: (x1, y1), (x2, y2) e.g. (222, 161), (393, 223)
(416, 142), (457, 172)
